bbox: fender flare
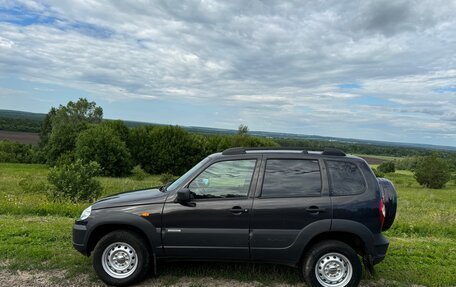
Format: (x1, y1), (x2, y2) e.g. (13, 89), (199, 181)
(85, 211), (162, 256)
(330, 219), (376, 255)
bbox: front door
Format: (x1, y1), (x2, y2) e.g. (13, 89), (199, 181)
(162, 157), (260, 260)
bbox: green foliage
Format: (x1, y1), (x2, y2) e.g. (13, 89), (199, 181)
(47, 160), (102, 202)
(0, 117), (42, 133)
(0, 140), (44, 163)
(205, 134), (279, 153)
(43, 98), (103, 165)
(75, 124), (133, 177)
(160, 172), (177, 184)
(129, 126), (207, 175)
(238, 124), (249, 135)
(131, 165), (148, 181)
(414, 155), (451, 189)
(39, 107), (56, 146)
(377, 161), (395, 173)
(372, 168), (385, 178)
(101, 120), (130, 143)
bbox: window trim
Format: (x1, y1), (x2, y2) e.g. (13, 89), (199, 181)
(186, 158), (259, 201)
(324, 159), (368, 197)
(259, 158), (323, 199)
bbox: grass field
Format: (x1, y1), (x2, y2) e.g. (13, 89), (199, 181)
(0, 163), (455, 286)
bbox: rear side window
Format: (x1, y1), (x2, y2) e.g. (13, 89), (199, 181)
(261, 159), (322, 197)
(326, 160), (366, 196)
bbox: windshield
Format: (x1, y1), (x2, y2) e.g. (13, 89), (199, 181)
(166, 157), (211, 192)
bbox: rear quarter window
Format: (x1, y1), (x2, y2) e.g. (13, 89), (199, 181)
(326, 160), (366, 196)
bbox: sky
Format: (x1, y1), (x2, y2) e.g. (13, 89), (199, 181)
(0, 1), (455, 146)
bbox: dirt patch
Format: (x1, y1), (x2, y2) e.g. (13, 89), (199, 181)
(359, 156), (386, 165)
(0, 270), (98, 287)
(0, 270), (421, 287)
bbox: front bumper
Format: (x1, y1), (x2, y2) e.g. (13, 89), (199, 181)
(72, 221), (89, 256)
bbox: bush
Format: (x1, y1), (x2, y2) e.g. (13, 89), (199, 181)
(160, 173), (177, 184)
(0, 140), (44, 164)
(47, 159), (102, 202)
(377, 161), (395, 173)
(394, 156), (422, 171)
(131, 165), (148, 181)
(414, 155), (451, 189)
(75, 124), (133, 177)
(372, 168), (384, 178)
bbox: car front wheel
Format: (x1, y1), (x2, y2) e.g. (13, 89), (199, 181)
(92, 230), (151, 286)
(302, 240), (362, 287)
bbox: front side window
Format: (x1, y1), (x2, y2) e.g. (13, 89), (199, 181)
(189, 159), (256, 199)
(326, 160), (366, 196)
(261, 159), (322, 197)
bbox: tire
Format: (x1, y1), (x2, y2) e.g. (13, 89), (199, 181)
(302, 240), (362, 287)
(92, 230), (151, 286)
(378, 178), (397, 231)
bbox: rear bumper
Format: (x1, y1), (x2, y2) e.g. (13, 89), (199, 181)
(372, 233), (389, 265)
(72, 221), (89, 256)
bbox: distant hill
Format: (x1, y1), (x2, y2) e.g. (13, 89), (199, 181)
(1, 109), (455, 152)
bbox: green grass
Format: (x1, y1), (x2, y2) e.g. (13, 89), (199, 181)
(0, 163), (455, 286)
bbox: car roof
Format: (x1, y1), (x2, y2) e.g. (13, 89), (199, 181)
(210, 147), (364, 161)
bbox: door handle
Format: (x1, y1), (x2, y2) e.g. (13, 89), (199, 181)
(306, 206), (324, 213)
(229, 206), (249, 214)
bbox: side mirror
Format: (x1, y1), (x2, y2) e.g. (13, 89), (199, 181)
(175, 188), (191, 203)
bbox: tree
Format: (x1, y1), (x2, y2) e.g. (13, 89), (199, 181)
(101, 120), (130, 143)
(128, 125), (206, 175)
(39, 107), (56, 146)
(377, 161), (395, 173)
(47, 159), (102, 202)
(238, 124), (249, 135)
(76, 124), (133, 177)
(414, 154), (451, 189)
(43, 98), (103, 165)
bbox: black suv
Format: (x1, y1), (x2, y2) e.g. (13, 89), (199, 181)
(73, 148), (397, 287)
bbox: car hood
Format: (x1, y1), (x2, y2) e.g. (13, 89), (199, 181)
(92, 187), (168, 209)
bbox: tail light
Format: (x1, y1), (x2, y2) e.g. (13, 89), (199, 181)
(379, 198), (386, 228)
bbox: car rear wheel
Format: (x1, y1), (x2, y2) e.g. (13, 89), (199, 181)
(302, 240), (362, 287)
(93, 230), (151, 286)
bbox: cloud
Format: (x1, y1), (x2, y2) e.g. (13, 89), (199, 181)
(0, 0), (456, 145)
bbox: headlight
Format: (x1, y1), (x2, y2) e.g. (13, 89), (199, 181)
(79, 206), (92, 220)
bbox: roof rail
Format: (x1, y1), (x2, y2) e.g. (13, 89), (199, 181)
(321, 148), (346, 156)
(221, 147), (309, 155)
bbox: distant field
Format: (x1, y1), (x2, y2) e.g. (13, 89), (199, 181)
(0, 130), (40, 145)
(0, 163), (455, 286)
(356, 154), (399, 165)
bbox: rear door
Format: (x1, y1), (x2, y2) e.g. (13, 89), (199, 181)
(250, 155), (332, 264)
(162, 156), (261, 260)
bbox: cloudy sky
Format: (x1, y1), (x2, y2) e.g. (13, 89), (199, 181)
(0, 0), (455, 146)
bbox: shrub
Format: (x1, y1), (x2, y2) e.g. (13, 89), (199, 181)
(0, 140), (44, 164)
(160, 173), (177, 184)
(414, 155), (451, 189)
(76, 124), (133, 177)
(372, 168), (384, 178)
(47, 159), (102, 202)
(377, 161), (395, 173)
(394, 156), (421, 171)
(131, 165), (148, 181)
